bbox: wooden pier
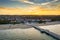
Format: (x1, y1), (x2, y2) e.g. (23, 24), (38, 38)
(28, 24), (60, 40)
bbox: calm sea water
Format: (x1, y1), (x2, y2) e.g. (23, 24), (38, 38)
(0, 27), (56, 40)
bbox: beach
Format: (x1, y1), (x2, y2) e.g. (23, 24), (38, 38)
(0, 21), (60, 30)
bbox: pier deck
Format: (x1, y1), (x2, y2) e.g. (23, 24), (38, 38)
(27, 24), (60, 40)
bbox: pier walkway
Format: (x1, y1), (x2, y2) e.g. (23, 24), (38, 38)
(26, 23), (60, 40)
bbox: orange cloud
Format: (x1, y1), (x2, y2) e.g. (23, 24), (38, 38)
(0, 6), (60, 15)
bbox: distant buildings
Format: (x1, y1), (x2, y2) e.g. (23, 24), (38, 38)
(0, 15), (60, 24)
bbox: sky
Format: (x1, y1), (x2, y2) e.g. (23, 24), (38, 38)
(0, 0), (60, 15)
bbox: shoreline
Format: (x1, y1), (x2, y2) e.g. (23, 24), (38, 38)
(0, 21), (60, 30)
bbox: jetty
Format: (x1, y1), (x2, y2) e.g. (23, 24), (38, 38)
(26, 23), (60, 40)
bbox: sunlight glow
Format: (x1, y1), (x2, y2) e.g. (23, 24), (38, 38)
(0, 6), (60, 15)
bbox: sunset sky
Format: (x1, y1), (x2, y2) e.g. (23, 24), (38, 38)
(0, 0), (60, 15)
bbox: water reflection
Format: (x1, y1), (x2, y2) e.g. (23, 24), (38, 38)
(0, 28), (56, 40)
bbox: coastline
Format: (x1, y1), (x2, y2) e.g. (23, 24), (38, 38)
(0, 21), (60, 30)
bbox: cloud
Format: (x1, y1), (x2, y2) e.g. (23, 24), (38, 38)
(11, 0), (28, 2)
(11, 0), (35, 4)
(20, 0), (59, 5)
(20, 0), (36, 5)
(40, 0), (59, 9)
(11, 0), (59, 5)
(24, 1), (35, 5)
(0, 6), (60, 15)
(40, 0), (58, 5)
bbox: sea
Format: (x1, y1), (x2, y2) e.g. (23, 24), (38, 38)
(0, 24), (59, 40)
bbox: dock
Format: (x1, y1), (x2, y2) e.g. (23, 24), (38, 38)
(26, 24), (60, 40)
